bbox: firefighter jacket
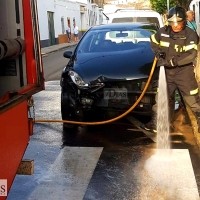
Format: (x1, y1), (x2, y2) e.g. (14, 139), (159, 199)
(150, 25), (199, 67)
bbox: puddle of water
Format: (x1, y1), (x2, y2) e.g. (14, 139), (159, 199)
(139, 67), (199, 199)
(139, 149), (200, 200)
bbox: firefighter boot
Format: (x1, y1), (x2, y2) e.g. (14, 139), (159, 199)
(140, 112), (157, 134)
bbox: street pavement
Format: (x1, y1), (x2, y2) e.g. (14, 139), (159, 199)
(7, 81), (200, 200)
(6, 42), (200, 199)
(40, 42), (200, 150)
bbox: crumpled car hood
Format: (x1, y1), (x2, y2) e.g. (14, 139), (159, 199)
(73, 46), (155, 84)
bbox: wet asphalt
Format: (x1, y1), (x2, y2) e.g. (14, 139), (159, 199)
(6, 80), (200, 200)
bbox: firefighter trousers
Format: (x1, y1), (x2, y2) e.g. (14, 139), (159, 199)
(152, 64), (200, 114)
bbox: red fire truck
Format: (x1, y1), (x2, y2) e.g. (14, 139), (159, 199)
(0, 0), (44, 198)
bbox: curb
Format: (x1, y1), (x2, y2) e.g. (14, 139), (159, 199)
(41, 43), (77, 57)
(186, 105), (200, 148)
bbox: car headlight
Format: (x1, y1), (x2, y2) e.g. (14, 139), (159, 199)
(68, 71), (88, 87)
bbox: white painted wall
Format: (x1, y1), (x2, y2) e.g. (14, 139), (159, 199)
(86, 3), (103, 26)
(77, 0), (87, 4)
(102, 4), (120, 24)
(36, 0), (103, 42)
(36, 0), (54, 41)
(107, 0), (137, 4)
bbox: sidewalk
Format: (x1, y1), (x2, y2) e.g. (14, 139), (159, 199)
(41, 41), (78, 56)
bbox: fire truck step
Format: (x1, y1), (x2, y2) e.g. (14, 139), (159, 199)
(16, 159), (34, 175)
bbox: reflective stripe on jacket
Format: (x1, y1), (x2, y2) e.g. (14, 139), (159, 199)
(150, 26), (199, 67)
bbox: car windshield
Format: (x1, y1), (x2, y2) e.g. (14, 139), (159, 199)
(112, 17), (160, 27)
(77, 25), (157, 53)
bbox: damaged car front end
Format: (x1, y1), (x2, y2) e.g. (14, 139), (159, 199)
(60, 23), (158, 123)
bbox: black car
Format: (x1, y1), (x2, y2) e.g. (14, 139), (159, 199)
(61, 23), (158, 125)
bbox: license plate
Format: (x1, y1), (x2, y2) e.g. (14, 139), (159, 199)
(104, 88), (128, 100)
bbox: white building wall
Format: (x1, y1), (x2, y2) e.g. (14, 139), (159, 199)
(102, 4), (120, 24)
(77, 0), (87, 4)
(36, 0), (55, 41)
(87, 3), (98, 26)
(103, 4), (118, 14)
(107, 0), (135, 4)
(55, 1), (80, 35)
(78, 0), (88, 31)
(37, 0), (80, 41)
(36, 0), (103, 46)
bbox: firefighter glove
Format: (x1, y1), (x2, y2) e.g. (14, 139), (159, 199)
(157, 56), (177, 67)
(155, 51), (166, 59)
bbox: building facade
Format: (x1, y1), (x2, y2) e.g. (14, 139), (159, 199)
(36, 0), (104, 47)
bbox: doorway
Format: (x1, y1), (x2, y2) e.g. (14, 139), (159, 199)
(47, 11), (56, 46)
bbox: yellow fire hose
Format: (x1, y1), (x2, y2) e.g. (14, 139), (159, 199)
(34, 57), (157, 125)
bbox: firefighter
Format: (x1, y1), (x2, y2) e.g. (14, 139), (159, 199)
(141, 6), (200, 133)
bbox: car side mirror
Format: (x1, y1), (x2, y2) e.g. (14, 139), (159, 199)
(63, 51), (72, 58)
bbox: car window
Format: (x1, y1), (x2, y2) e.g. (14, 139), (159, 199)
(112, 17), (160, 28)
(77, 26), (157, 53)
(137, 17), (160, 27)
(112, 17), (134, 23)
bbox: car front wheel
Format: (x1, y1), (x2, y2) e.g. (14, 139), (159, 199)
(61, 87), (77, 130)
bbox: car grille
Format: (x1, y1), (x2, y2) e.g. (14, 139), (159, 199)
(93, 79), (157, 109)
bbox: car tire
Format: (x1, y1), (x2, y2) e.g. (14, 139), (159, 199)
(61, 86), (78, 130)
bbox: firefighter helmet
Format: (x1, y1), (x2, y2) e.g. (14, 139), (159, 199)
(167, 6), (186, 23)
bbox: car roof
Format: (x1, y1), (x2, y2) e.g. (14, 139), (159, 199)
(91, 23), (158, 30)
(105, 10), (164, 28)
(114, 9), (160, 13)
(108, 9), (161, 17)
